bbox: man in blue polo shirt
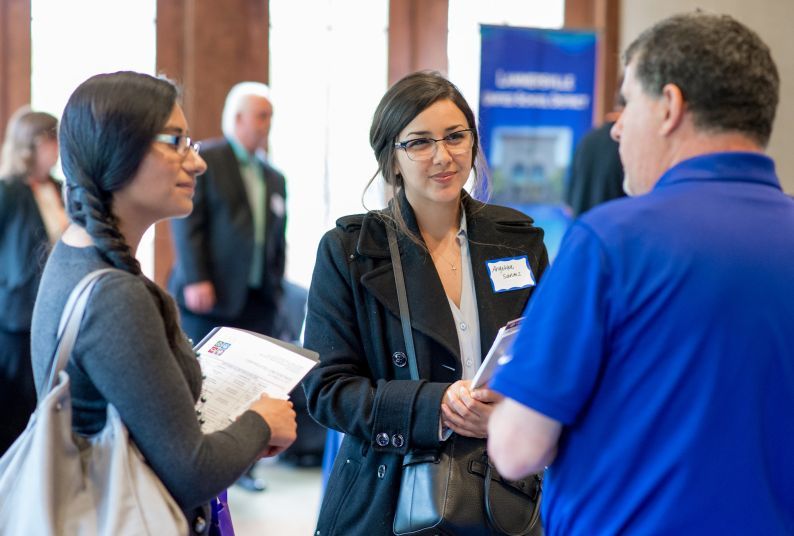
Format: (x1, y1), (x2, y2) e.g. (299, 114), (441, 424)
(487, 12), (794, 535)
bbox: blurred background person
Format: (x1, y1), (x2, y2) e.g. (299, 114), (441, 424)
(169, 81), (286, 353)
(564, 88), (626, 217)
(31, 71), (296, 533)
(0, 107), (66, 454)
(169, 81), (288, 492)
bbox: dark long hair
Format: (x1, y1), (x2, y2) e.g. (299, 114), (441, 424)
(59, 71), (183, 351)
(367, 71), (489, 245)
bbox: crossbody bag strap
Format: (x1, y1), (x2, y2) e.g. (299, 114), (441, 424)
(39, 268), (119, 400)
(386, 225), (419, 381)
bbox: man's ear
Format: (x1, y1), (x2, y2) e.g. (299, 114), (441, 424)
(659, 83), (685, 136)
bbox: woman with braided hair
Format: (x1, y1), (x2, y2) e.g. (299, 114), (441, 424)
(30, 71), (297, 535)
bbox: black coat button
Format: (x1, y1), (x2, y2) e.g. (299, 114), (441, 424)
(391, 433), (405, 448)
(376, 432), (390, 447)
(392, 351), (407, 368)
(377, 464), (387, 479)
(193, 515), (207, 533)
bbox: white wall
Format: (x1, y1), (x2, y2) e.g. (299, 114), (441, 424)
(621, 0), (793, 192)
(31, 0), (158, 277)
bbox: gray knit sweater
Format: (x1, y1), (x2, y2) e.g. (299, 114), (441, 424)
(31, 241), (271, 531)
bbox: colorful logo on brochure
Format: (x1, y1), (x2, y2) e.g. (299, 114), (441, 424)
(208, 341), (231, 356)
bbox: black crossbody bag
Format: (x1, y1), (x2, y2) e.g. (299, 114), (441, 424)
(387, 225), (543, 536)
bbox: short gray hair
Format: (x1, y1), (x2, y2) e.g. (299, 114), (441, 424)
(624, 11), (779, 147)
(221, 81), (272, 139)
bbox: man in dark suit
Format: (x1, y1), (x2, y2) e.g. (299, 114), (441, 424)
(170, 82), (287, 492)
(169, 81), (287, 367)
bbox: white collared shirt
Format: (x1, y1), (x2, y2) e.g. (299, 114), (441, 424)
(446, 211), (481, 379)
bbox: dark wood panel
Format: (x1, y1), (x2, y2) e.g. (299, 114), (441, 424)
(0, 0), (31, 148)
(388, 0), (448, 85)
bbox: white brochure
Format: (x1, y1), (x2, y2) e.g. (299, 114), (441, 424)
(194, 327), (318, 433)
(471, 317), (523, 389)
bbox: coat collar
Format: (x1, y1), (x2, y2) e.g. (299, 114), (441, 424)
(357, 190), (534, 372)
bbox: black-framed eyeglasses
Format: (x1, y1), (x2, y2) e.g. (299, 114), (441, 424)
(393, 128), (475, 161)
(154, 133), (200, 157)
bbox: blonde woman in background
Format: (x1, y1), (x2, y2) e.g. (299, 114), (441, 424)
(0, 107), (67, 454)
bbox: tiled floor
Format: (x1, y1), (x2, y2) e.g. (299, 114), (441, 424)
(227, 459), (323, 535)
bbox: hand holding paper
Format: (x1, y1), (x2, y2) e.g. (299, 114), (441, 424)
(194, 327), (318, 434)
(248, 394), (297, 457)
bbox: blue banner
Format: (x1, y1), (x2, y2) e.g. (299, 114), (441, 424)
(479, 25), (597, 259)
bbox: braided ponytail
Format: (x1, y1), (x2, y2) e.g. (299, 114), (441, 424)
(60, 71), (185, 352)
(68, 178), (140, 274)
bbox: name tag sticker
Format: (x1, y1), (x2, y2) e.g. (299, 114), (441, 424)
(270, 193), (286, 218)
(486, 256), (535, 293)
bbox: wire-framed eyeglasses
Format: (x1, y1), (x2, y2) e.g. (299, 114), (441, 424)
(393, 128), (474, 161)
(154, 133), (201, 157)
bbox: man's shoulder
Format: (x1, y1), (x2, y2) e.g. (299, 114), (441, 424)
(261, 159), (286, 184)
(573, 123), (619, 168)
(197, 139), (238, 177)
(199, 137), (233, 156)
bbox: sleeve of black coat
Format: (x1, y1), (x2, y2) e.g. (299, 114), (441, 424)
(270, 168), (287, 289)
(302, 229), (447, 454)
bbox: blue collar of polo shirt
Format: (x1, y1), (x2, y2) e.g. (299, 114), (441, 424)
(654, 151), (780, 191)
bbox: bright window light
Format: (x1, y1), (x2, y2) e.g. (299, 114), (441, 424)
(270, 0), (388, 289)
(31, 0), (157, 277)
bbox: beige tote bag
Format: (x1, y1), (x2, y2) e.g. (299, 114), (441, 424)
(0, 269), (188, 535)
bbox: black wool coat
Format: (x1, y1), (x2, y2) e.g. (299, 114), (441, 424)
(303, 191), (549, 536)
(0, 176), (59, 331)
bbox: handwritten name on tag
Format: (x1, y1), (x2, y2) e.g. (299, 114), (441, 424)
(486, 256), (535, 293)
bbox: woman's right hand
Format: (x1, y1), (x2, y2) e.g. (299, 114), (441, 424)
(441, 380), (501, 439)
(248, 394), (297, 458)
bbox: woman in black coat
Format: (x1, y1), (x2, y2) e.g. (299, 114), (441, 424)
(303, 71), (549, 535)
(0, 108), (65, 454)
